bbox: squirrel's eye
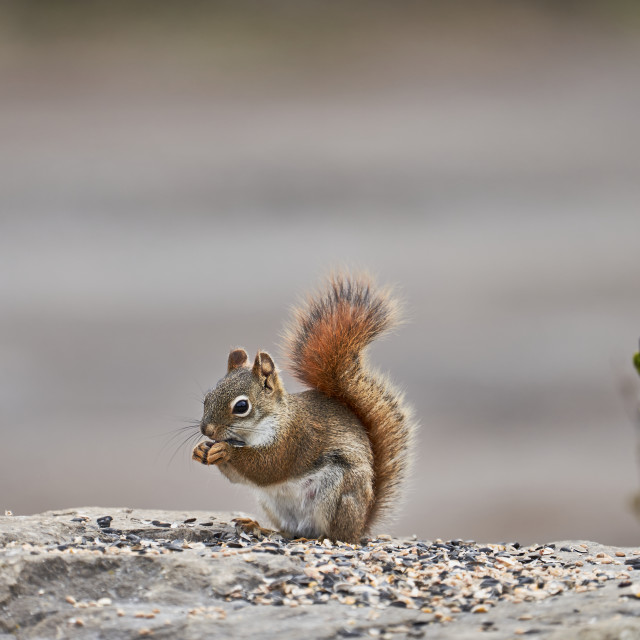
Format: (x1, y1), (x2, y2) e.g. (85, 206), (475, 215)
(231, 396), (251, 417)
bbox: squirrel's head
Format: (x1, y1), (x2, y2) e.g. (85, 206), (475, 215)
(200, 348), (286, 448)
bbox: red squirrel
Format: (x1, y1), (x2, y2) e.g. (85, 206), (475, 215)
(193, 273), (415, 543)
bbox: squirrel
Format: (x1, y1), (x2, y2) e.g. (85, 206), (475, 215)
(192, 273), (415, 543)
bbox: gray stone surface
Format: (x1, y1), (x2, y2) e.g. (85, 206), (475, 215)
(1, 508), (640, 639)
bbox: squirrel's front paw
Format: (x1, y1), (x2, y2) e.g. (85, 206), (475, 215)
(192, 440), (232, 466)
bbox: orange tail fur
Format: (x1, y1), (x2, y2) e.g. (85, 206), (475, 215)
(282, 273), (415, 529)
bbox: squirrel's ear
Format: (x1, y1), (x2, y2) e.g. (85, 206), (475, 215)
(228, 348), (250, 372)
(252, 351), (283, 394)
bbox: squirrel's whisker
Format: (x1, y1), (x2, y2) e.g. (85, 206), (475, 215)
(158, 431), (197, 458)
(167, 431), (205, 466)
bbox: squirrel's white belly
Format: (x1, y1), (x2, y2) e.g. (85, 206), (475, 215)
(253, 465), (342, 539)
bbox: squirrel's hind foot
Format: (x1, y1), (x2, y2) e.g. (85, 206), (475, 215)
(232, 517), (275, 538)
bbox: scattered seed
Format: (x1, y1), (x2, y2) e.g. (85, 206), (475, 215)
(471, 605), (488, 613)
(11, 514), (631, 628)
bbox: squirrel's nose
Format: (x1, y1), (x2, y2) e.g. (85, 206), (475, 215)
(201, 423), (215, 438)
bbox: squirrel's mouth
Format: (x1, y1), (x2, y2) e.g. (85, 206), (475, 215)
(222, 428), (246, 448)
(224, 437), (246, 448)
(205, 438), (247, 449)
(207, 437), (246, 448)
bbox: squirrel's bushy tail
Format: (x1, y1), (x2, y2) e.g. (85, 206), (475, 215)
(282, 272), (415, 530)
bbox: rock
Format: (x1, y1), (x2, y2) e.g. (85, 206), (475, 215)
(1, 508), (639, 639)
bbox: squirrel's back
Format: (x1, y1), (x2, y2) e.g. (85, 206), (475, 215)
(283, 273), (415, 529)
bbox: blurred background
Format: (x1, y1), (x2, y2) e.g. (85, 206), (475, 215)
(1, 0), (640, 545)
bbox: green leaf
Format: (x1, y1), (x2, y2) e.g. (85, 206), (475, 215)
(634, 351), (640, 377)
